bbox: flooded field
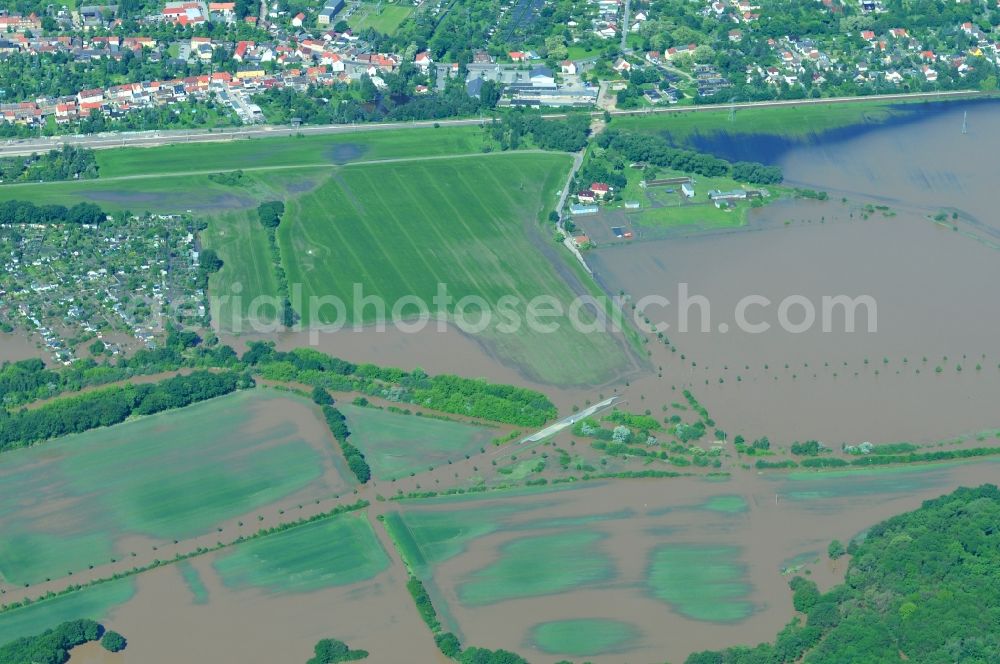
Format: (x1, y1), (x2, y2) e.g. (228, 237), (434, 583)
(0, 389), (352, 587)
(589, 99), (1000, 445)
(0, 332), (43, 363)
(387, 461), (1000, 663)
(221, 327), (601, 412)
(29, 511), (438, 664)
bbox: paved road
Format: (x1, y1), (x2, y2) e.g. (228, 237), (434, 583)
(0, 89), (989, 158)
(520, 395), (619, 443)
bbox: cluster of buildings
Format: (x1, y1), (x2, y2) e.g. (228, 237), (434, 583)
(0, 215), (204, 363)
(455, 55), (599, 107)
(0, 12), (43, 33)
(0, 23), (435, 127)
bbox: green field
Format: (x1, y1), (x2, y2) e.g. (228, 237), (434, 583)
(611, 99), (909, 142)
(280, 152), (633, 385)
(0, 390), (350, 585)
(530, 618), (641, 656)
(339, 405), (498, 480)
(213, 512), (388, 594)
(348, 2), (413, 33)
(202, 208), (282, 330)
(94, 127), (488, 178)
(457, 530), (613, 605)
(769, 460), (991, 508)
(647, 545), (753, 622)
(0, 579), (134, 643)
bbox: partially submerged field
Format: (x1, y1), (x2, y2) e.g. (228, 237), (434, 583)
(382, 459), (1000, 662)
(611, 97), (911, 144)
(1, 509), (437, 664)
(0, 389), (351, 587)
(339, 404), (499, 480)
(279, 152), (634, 385)
(0, 126), (488, 214)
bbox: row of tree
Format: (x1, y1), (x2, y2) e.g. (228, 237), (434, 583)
(598, 130), (784, 184)
(243, 342), (557, 427)
(0, 341), (556, 431)
(0, 200), (106, 226)
(317, 392), (372, 483)
(0, 370), (248, 452)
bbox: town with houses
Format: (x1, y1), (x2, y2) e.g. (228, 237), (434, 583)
(0, 0), (998, 129)
(0, 212), (207, 364)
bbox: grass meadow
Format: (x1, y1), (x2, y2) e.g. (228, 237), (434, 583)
(94, 126), (488, 178)
(0, 390), (350, 586)
(280, 152), (632, 385)
(201, 208), (282, 331)
(339, 405), (498, 480)
(212, 512), (388, 594)
(347, 2), (413, 33)
(611, 98), (907, 142)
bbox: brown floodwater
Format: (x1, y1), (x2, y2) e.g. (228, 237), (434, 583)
(86, 530), (444, 664)
(220, 327), (598, 412)
(588, 103), (1000, 445)
(0, 332), (44, 363)
(396, 463), (1000, 663)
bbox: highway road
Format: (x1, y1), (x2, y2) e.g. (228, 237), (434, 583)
(0, 89), (990, 158)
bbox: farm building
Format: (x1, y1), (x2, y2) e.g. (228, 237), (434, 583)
(681, 182), (695, 198)
(708, 189), (748, 201)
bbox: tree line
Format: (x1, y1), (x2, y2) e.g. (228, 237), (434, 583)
(256, 201), (297, 327)
(316, 394), (372, 484)
(598, 130), (784, 184)
(0, 370), (249, 452)
(0, 200), (106, 226)
(0, 341), (556, 431)
(244, 342), (557, 427)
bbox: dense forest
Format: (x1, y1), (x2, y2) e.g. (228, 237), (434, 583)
(0, 146), (98, 184)
(687, 484), (1000, 663)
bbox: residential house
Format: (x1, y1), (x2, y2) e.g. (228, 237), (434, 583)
(591, 182), (610, 198)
